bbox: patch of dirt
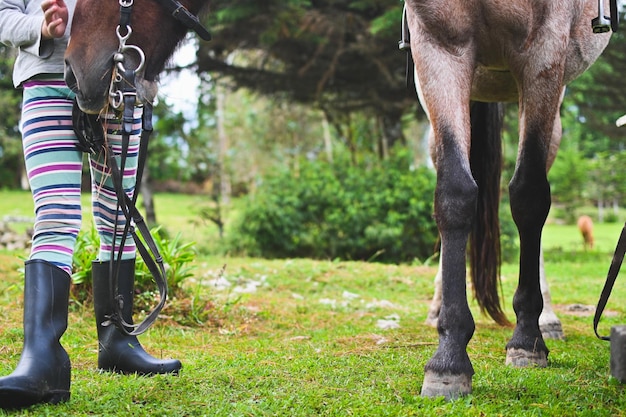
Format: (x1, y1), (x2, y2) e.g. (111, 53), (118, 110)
(554, 303), (619, 317)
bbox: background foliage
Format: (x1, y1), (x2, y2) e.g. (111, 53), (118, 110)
(0, 4), (625, 263)
(227, 151), (439, 263)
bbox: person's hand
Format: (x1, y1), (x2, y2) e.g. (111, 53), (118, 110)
(41, 0), (69, 39)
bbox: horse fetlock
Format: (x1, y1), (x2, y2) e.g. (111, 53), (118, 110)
(505, 347), (548, 368)
(421, 371), (472, 400)
(424, 312), (439, 328)
(539, 310), (565, 340)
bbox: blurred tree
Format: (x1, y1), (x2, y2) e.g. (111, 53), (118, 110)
(0, 45), (23, 189)
(197, 0), (419, 160)
(564, 28), (626, 156)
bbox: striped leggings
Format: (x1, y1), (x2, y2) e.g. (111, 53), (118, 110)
(21, 77), (140, 275)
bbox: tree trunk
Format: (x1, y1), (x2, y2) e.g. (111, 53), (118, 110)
(140, 167), (157, 226)
(322, 115), (333, 163)
(216, 82), (231, 205)
(380, 110), (406, 157)
(597, 199), (604, 223)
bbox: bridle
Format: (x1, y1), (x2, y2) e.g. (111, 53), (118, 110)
(109, 0), (211, 112)
(73, 0), (211, 337)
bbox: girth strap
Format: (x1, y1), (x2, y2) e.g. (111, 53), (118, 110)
(593, 221), (626, 341)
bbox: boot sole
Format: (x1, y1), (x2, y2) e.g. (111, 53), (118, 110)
(0, 389), (70, 409)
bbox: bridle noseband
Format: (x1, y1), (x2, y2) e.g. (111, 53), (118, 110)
(74, 0), (211, 337)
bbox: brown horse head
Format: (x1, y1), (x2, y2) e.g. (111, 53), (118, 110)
(65, 0), (209, 114)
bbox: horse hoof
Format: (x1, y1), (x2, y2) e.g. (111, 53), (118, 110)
(505, 348), (548, 367)
(424, 315), (438, 327)
(540, 321), (564, 340)
(421, 371), (472, 400)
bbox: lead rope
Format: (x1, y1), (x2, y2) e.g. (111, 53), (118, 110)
(591, 0), (619, 342)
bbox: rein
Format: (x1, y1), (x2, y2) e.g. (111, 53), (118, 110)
(73, 0), (211, 337)
(592, 0), (620, 342)
(594, 222), (626, 341)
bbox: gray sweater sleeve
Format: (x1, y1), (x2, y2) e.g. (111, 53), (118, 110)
(0, 0), (54, 58)
(0, 0), (74, 87)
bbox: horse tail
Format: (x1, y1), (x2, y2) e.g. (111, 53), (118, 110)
(468, 101), (510, 326)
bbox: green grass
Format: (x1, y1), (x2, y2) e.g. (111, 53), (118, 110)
(0, 191), (625, 416)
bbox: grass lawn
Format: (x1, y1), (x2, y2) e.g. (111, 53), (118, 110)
(0, 191), (625, 416)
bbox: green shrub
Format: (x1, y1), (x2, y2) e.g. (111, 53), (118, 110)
(71, 226), (196, 300)
(498, 195), (520, 264)
(135, 227), (197, 297)
(227, 153), (440, 263)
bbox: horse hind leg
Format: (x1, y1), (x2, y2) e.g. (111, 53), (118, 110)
(538, 246), (564, 340)
(427, 246), (564, 340)
(424, 127), (443, 328)
(538, 101), (566, 341)
(425, 255), (443, 327)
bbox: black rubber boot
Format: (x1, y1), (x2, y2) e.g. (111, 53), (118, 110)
(92, 259), (181, 375)
(0, 259), (71, 409)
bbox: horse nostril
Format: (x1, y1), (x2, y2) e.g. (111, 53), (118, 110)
(64, 61), (78, 92)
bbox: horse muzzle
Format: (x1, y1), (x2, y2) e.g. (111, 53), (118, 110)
(64, 59), (111, 114)
(64, 59), (157, 115)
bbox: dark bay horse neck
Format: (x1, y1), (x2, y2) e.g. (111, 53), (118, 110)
(65, 0), (210, 113)
(406, 0), (610, 399)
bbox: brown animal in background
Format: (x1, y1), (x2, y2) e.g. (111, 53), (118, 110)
(577, 215), (594, 250)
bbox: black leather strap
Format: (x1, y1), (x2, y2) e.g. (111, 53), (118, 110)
(594, 222), (626, 340)
(152, 0), (211, 40)
(610, 0), (619, 32)
(72, 100), (105, 154)
(398, 5), (414, 90)
(105, 101), (168, 337)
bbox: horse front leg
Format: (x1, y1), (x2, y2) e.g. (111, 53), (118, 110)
(421, 132), (477, 399)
